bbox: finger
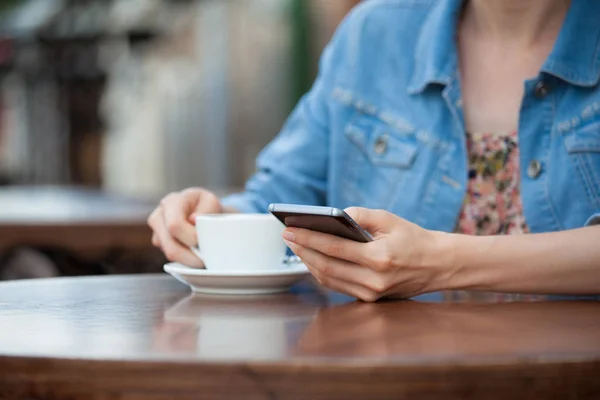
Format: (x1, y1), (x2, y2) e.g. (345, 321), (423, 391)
(148, 207), (163, 248)
(185, 188), (222, 214)
(151, 233), (160, 247)
(344, 207), (392, 235)
(183, 188), (222, 224)
(161, 193), (198, 248)
(286, 240), (376, 288)
(284, 228), (367, 266)
(147, 206), (161, 229)
(154, 208), (204, 268)
(304, 262), (380, 302)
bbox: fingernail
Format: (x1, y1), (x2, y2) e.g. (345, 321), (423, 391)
(283, 230), (295, 242)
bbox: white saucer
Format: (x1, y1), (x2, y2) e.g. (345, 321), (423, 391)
(163, 262), (310, 295)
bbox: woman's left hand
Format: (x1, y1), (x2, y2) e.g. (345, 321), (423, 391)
(283, 207), (453, 302)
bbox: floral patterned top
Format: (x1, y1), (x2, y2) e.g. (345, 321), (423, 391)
(456, 130), (529, 235)
(448, 131), (543, 302)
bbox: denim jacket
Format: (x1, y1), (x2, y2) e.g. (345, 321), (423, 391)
(223, 0), (600, 233)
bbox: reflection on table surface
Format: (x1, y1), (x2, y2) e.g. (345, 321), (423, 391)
(294, 299), (600, 360)
(153, 285), (600, 363)
(0, 274), (599, 364)
(154, 291), (327, 359)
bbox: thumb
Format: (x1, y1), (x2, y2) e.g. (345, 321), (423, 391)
(344, 207), (394, 235)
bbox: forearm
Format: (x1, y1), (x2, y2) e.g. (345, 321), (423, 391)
(436, 226), (600, 294)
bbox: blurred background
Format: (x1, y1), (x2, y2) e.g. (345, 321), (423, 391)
(0, 0), (360, 280)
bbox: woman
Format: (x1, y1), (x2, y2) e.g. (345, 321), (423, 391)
(148, 0), (600, 301)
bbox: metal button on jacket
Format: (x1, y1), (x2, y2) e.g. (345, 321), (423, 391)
(527, 160), (542, 179)
(534, 81), (550, 99)
(374, 135), (388, 155)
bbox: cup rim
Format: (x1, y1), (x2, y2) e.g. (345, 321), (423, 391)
(195, 213), (278, 222)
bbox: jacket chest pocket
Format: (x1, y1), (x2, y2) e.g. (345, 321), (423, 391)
(564, 120), (600, 207)
(342, 113), (420, 209)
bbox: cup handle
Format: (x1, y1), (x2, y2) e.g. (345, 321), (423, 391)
(189, 246), (204, 261)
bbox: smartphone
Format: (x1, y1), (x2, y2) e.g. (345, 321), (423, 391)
(268, 204), (373, 243)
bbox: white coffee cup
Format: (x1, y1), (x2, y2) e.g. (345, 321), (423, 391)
(191, 214), (287, 271)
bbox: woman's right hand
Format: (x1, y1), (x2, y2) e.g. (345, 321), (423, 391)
(148, 188), (223, 267)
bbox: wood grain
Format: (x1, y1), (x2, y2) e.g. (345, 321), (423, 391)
(0, 274), (598, 399)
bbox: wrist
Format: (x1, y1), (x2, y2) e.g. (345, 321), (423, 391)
(435, 232), (502, 291)
(422, 230), (474, 292)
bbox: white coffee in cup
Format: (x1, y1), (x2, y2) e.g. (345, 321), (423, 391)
(193, 214), (287, 271)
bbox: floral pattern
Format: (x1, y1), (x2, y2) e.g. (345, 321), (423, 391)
(456, 130), (529, 236)
(447, 130), (540, 302)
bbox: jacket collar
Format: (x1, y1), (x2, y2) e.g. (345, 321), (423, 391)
(409, 0), (600, 94)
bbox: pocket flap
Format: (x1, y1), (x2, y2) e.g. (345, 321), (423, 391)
(564, 121), (600, 153)
(345, 116), (418, 168)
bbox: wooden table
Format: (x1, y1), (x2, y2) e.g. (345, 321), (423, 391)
(0, 275), (598, 399)
(0, 186), (156, 255)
